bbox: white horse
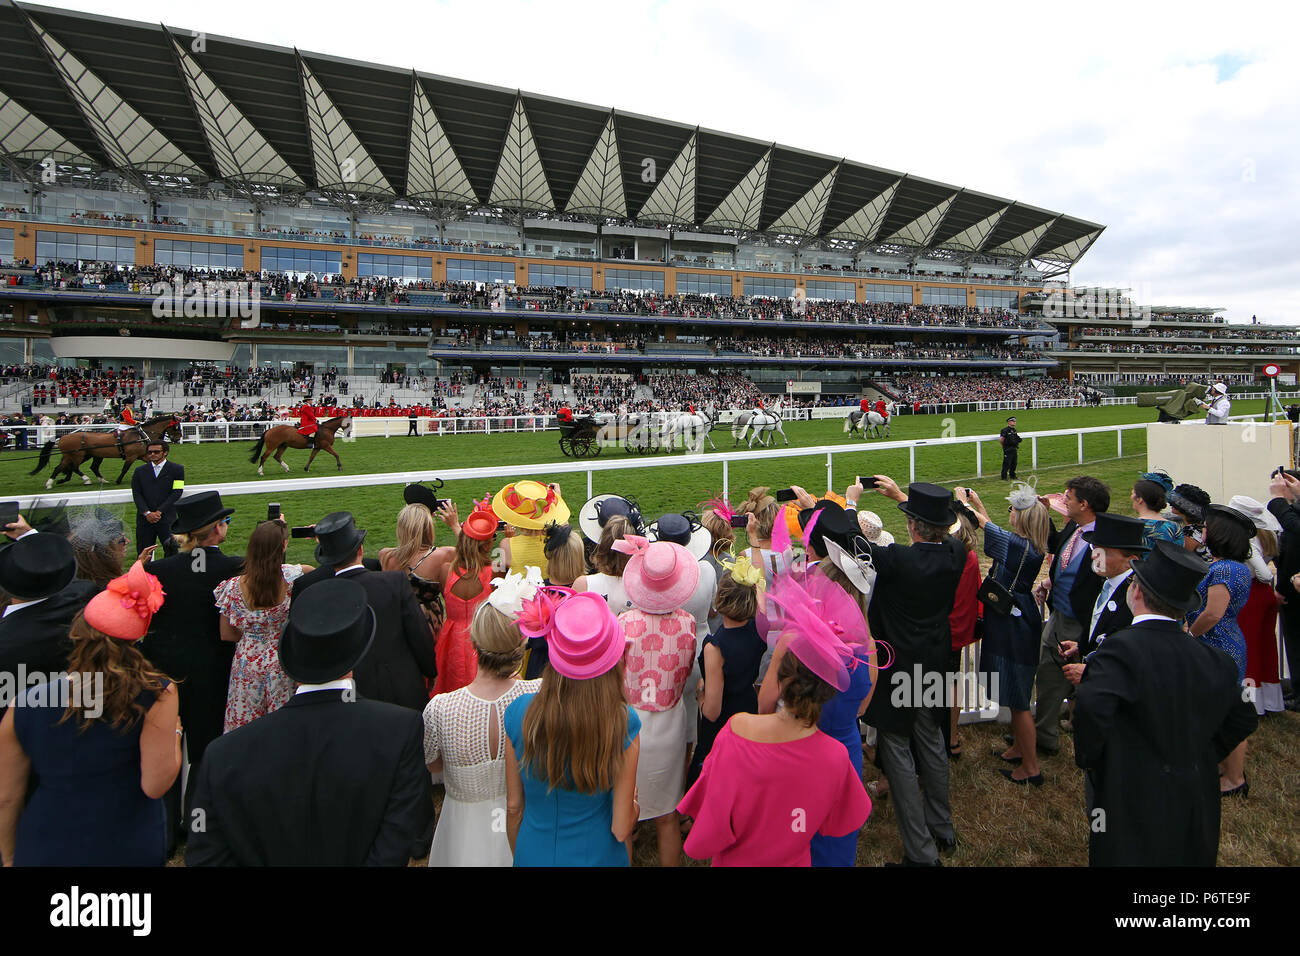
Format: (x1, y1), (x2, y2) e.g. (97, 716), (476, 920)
(844, 409), (891, 439)
(664, 406), (717, 454)
(733, 400), (789, 449)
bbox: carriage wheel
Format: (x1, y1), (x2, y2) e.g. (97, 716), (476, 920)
(588, 435), (602, 457)
(558, 436), (574, 457)
(571, 434), (594, 458)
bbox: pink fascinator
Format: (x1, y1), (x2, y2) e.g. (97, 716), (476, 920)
(764, 569), (869, 692)
(701, 495), (736, 523)
(84, 560), (165, 642)
(516, 584), (575, 640)
(517, 586), (626, 680)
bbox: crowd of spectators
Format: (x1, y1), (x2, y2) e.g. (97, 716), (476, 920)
(889, 375), (1082, 406)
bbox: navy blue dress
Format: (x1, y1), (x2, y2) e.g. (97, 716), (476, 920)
(687, 619), (765, 787)
(979, 521), (1045, 711)
(13, 678), (168, 866)
(811, 645), (874, 867)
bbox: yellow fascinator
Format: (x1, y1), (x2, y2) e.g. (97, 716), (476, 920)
(721, 552), (764, 590)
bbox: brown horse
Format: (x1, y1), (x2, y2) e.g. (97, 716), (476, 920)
(249, 416), (351, 474)
(30, 416), (183, 489)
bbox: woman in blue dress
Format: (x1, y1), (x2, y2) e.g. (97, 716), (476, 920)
(957, 486), (1049, 786)
(504, 590), (640, 866)
(1131, 477), (1182, 550)
(1187, 505), (1254, 796)
(0, 559), (181, 866)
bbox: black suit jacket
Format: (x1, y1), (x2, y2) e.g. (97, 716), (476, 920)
(140, 547), (244, 682)
(131, 460), (185, 524)
(1074, 618), (1257, 866)
(292, 565), (436, 710)
(1081, 574), (1135, 660)
(289, 557), (380, 598)
(0, 579), (97, 693)
(186, 689), (431, 866)
(860, 535), (967, 735)
(1267, 497), (1300, 617)
(1046, 519), (1105, 625)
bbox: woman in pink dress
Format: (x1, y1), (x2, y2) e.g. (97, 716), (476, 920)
(430, 501), (499, 697)
(677, 571), (871, 866)
(216, 519), (311, 732)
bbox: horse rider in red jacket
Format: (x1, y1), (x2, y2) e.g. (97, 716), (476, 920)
(298, 406), (318, 448)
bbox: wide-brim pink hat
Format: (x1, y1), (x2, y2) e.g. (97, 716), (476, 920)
(545, 591), (628, 679)
(615, 536), (700, 614)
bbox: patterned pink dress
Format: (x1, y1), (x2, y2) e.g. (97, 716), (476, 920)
(619, 607), (697, 819)
(215, 565), (302, 733)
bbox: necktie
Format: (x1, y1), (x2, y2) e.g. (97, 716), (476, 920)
(1058, 526), (1084, 573)
(1093, 578), (1114, 617)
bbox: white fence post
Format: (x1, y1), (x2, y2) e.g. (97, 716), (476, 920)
(826, 451), (834, 495)
(909, 445), (916, 484)
(586, 468), (593, 500)
(975, 442), (982, 478)
(722, 459), (729, 501)
(1077, 432), (1084, 464)
(1117, 429), (1123, 458)
(1032, 436), (1038, 470)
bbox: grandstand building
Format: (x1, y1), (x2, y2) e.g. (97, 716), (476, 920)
(0, 1), (1288, 406)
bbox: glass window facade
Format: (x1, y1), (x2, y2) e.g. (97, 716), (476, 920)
(357, 252), (432, 280)
(36, 230), (136, 265)
(528, 264), (592, 288)
(605, 268), (664, 293)
(805, 279), (855, 302)
(155, 239), (243, 270)
(976, 289), (1019, 310)
(862, 283), (913, 304)
(923, 285), (967, 307)
(743, 275), (795, 298)
(676, 272), (732, 296)
(260, 246), (342, 274)
(447, 258), (516, 284)
(0, 227), (13, 264)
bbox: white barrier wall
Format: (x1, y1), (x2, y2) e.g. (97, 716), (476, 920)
(1146, 421), (1294, 503)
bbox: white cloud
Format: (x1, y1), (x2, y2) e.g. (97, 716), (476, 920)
(42, 0), (1300, 321)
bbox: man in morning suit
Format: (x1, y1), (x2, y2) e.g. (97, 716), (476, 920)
(850, 476), (966, 867)
(290, 512), (436, 711)
(139, 491), (243, 842)
(131, 439), (185, 556)
(1058, 513), (1146, 688)
(1074, 540), (1258, 865)
(186, 577), (432, 865)
(999, 417), (1022, 481)
(1032, 476), (1109, 755)
(0, 530), (96, 694)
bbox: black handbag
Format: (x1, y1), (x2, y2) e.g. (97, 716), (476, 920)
(978, 534), (1031, 617)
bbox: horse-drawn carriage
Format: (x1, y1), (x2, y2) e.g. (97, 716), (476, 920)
(557, 416), (603, 458)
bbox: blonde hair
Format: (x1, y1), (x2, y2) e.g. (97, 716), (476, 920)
(738, 487), (778, 540)
(545, 531), (586, 586)
(470, 603), (525, 678)
(1255, 529), (1278, 562)
(173, 520), (220, 553)
(701, 509), (735, 559)
(521, 664), (628, 794)
(454, 531), (494, 579)
(1011, 501), (1051, 557)
(951, 513), (978, 553)
(591, 515), (632, 576)
(391, 504), (437, 570)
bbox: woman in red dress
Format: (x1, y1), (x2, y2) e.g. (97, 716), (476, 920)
(428, 500), (499, 696)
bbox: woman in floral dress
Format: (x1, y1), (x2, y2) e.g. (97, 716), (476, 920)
(216, 519), (311, 732)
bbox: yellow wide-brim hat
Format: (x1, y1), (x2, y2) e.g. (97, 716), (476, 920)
(492, 480), (570, 530)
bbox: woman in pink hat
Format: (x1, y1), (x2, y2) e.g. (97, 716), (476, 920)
(677, 572), (871, 866)
(612, 536), (698, 867)
(503, 589), (641, 866)
(0, 561), (182, 866)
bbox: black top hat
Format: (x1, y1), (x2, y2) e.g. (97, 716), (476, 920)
(898, 483), (956, 527)
(0, 532), (77, 599)
(797, 500), (856, 556)
(313, 511), (368, 566)
(1129, 539), (1209, 613)
(403, 480), (443, 514)
(170, 491), (235, 535)
(1006, 416), (1017, 422)
(278, 577), (376, 684)
(1083, 513), (1150, 553)
(1205, 504), (1257, 539)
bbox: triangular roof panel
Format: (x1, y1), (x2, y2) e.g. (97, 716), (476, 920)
(488, 95), (555, 212)
(987, 219), (1055, 257)
(406, 76), (477, 204)
(0, 87), (94, 165)
(298, 55), (393, 196)
(636, 129), (696, 225)
(565, 112), (626, 217)
(767, 164), (838, 237)
(882, 194), (955, 247)
(703, 147), (770, 230)
(171, 37), (302, 188)
(937, 204), (1009, 252)
(28, 14), (203, 178)
(825, 179), (900, 242)
(1035, 228), (1102, 263)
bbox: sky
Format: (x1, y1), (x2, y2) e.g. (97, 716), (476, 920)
(32, 0), (1300, 323)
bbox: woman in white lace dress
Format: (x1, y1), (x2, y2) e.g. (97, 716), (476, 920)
(423, 570), (541, 866)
